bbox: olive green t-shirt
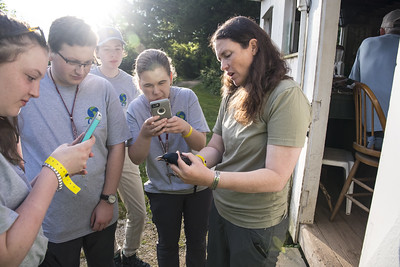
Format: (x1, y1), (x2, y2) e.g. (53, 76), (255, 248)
(213, 79), (311, 229)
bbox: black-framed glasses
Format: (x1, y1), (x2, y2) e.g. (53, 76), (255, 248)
(56, 51), (94, 69)
(0, 26), (46, 43)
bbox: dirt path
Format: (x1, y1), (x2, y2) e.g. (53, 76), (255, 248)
(175, 80), (201, 88)
(80, 213), (187, 267)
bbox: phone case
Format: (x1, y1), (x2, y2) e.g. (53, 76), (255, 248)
(81, 112), (102, 142)
(150, 99), (172, 120)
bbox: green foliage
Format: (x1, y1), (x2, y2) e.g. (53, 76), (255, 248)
(167, 41), (202, 79)
(192, 82), (221, 142)
(0, 1), (8, 12)
(119, 44), (139, 74)
(200, 65), (223, 96)
(115, 0), (260, 80)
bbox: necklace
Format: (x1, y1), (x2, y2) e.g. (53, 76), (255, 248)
(149, 108), (173, 182)
(158, 131), (173, 182)
(49, 69), (80, 139)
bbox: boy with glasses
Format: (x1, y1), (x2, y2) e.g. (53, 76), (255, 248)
(91, 27), (149, 267)
(18, 16), (130, 266)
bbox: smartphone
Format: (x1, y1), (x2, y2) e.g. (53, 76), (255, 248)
(150, 99), (172, 120)
(81, 111), (102, 142)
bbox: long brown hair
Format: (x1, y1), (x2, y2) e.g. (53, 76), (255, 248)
(0, 13), (48, 164)
(211, 16), (290, 125)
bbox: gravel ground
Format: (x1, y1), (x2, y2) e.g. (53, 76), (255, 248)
(80, 214), (187, 267)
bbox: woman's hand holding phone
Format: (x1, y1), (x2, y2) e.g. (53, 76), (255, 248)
(80, 112), (102, 143)
(51, 136), (96, 176)
(142, 116), (168, 137)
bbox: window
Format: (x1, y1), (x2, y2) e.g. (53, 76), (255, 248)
(263, 7), (273, 37)
(289, 4), (300, 54)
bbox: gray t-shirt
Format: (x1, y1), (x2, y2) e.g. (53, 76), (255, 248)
(90, 66), (141, 115)
(213, 79), (311, 229)
(0, 154), (48, 266)
(126, 86), (210, 194)
(18, 71), (131, 243)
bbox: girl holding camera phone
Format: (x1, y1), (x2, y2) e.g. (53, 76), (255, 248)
(126, 49), (212, 267)
(0, 13), (95, 266)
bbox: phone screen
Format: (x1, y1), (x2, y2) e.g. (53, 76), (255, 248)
(81, 112), (102, 142)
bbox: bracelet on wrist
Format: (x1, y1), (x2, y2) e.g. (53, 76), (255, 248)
(182, 126), (193, 138)
(210, 170), (220, 190)
(42, 161), (63, 191)
(43, 156), (82, 194)
(195, 154), (207, 167)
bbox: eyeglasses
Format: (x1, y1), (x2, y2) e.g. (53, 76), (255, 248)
(0, 26), (46, 43)
(56, 51), (94, 69)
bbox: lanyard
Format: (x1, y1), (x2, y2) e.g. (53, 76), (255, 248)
(157, 134), (169, 154)
(158, 132), (173, 182)
(151, 109), (197, 193)
(150, 107), (173, 182)
(49, 68), (80, 139)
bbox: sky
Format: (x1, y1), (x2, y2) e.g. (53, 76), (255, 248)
(3, 0), (124, 37)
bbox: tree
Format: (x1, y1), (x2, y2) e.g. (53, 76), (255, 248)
(115, 0), (260, 81)
(0, 1), (8, 13)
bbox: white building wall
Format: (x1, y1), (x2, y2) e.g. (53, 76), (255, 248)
(260, 0), (292, 53)
(260, 0), (340, 241)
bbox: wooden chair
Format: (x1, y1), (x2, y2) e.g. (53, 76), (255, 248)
(330, 82), (386, 221)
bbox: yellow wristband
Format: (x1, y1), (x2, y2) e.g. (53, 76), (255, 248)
(44, 156), (81, 194)
(182, 126), (193, 138)
(45, 156), (68, 178)
(196, 154), (207, 167)
(62, 174), (81, 194)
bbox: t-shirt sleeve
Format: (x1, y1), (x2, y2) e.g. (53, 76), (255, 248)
(264, 85), (311, 147)
(0, 205), (18, 235)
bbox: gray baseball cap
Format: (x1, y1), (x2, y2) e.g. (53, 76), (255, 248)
(97, 27), (126, 46)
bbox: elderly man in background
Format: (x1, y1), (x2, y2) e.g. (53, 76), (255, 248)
(349, 9), (400, 150)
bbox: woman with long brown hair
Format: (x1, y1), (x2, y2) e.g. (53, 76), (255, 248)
(172, 16), (311, 266)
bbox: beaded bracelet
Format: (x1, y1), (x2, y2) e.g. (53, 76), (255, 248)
(42, 161), (63, 191)
(195, 154), (207, 167)
(210, 171), (220, 190)
(182, 126), (193, 138)
(43, 156), (69, 192)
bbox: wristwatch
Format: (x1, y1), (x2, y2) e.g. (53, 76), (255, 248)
(100, 193), (117, 204)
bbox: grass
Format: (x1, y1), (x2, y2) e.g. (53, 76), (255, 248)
(191, 82), (221, 143)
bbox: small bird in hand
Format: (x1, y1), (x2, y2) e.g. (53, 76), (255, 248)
(156, 152), (192, 166)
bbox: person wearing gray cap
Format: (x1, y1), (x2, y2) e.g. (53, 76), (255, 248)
(91, 27), (149, 267)
(349, 9), (400, 150)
